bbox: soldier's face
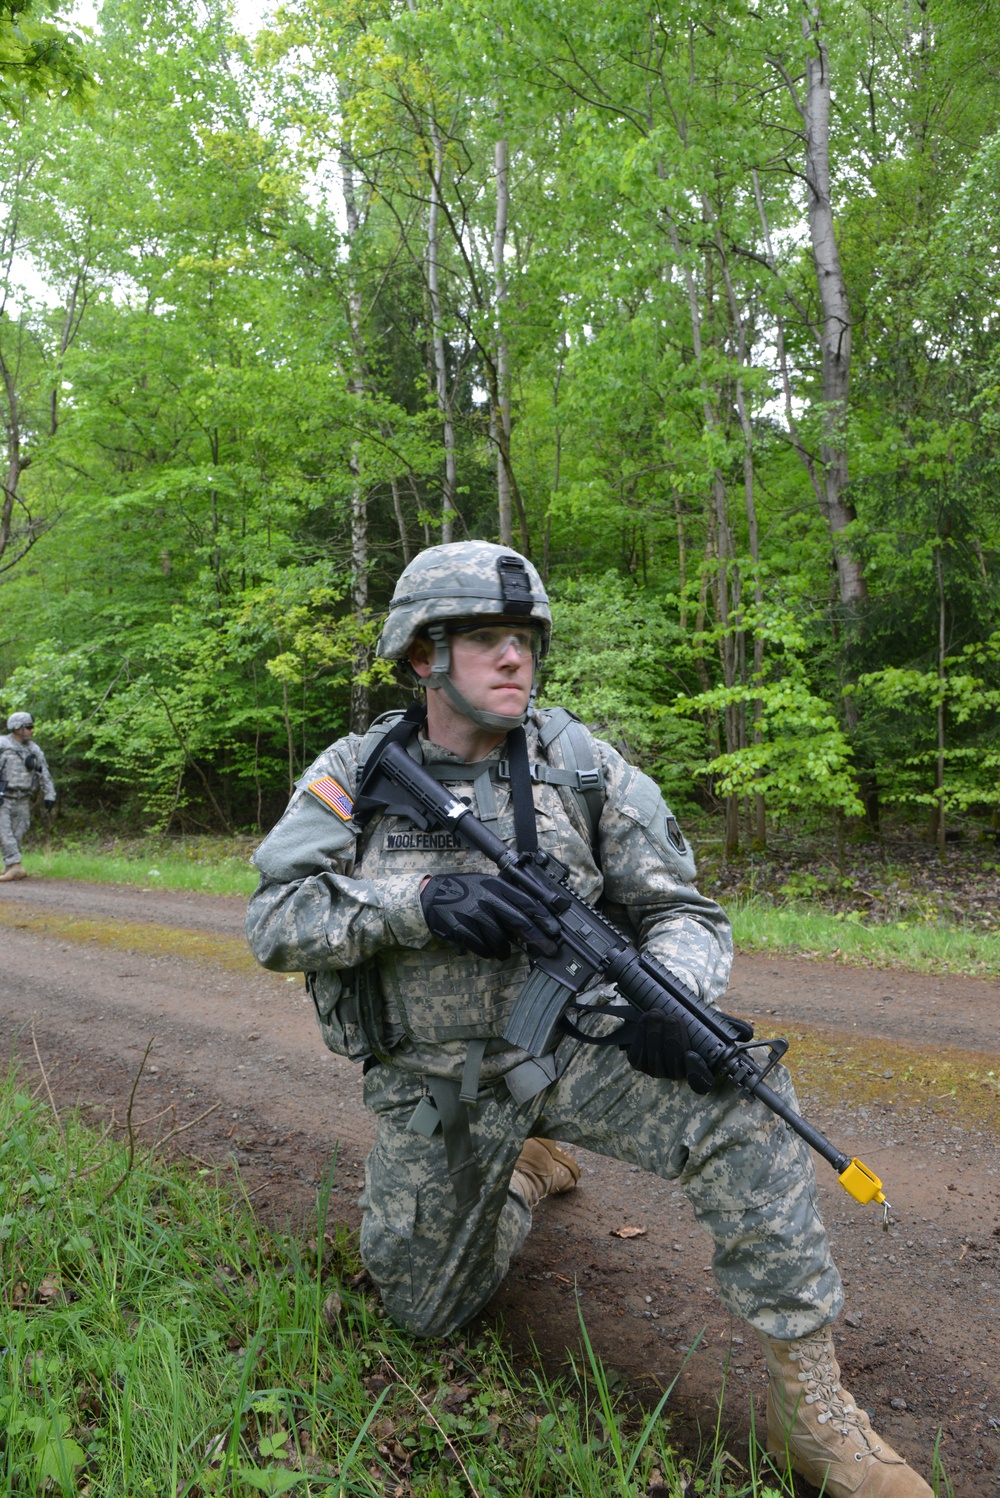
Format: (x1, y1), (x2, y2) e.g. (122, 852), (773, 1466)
(450, 630), (534, 720)
(409, 623), (534, 722)
(12, 726), (33, 744)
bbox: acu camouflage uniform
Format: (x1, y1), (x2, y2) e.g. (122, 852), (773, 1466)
(0, 733), (56, 868)
(246, 710), (843, 1341)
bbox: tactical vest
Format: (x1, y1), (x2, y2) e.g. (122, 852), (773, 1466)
(301, 708), (620, 1211)
(331, 707), (606, 1061)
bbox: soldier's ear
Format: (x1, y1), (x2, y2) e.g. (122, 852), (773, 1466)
(408, 636), (433, 680)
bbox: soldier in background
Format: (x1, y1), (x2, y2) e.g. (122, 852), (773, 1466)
(246, 542), (930, 1498)
(0, 712), (57, 882)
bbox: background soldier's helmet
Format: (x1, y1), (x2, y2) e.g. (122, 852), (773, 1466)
(377, 542), (552, 732)
(377, 541), (551, 662)
(6, 712), (34, 731)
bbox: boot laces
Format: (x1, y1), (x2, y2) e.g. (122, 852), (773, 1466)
(789, 1332), (881, 1452)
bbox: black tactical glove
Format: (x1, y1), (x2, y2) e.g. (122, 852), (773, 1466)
(44, 799), (55, 811)
(619, 1008), (716, 1094)
(420, 873), (562, 961)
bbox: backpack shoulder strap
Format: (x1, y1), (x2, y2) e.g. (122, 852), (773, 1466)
(535, 707), (606, 850)
(356, 700), (430, 782)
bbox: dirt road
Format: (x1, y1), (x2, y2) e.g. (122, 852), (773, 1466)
(1, 877), (998, 1493)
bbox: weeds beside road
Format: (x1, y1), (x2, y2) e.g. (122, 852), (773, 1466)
(0, 1071), (789, 1498)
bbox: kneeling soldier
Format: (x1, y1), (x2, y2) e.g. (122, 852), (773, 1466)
(247, 542), (932, 1497)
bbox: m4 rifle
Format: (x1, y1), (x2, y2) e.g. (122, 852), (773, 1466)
(358, 742), (891, 1218)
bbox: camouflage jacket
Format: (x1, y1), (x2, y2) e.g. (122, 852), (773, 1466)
(245, 711), (733, 1084)
(0, 735), (56, 800)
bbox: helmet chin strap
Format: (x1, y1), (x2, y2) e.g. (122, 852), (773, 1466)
(426, 622), (531, 732)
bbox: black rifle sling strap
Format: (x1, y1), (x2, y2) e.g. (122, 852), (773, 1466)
(428, 725), (537, 1208)
(440, 722), (536, 1201)
(505, 725), (539, 855)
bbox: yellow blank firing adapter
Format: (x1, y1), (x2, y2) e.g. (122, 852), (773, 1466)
(838, 1157), (886, 1205)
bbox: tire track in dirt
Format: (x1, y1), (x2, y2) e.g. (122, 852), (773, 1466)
(2, 878), (998, 1493)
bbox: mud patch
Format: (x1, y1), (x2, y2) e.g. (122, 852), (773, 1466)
(0, 900), (257, 972)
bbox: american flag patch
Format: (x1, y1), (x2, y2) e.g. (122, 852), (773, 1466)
(307, 776), (354, 821)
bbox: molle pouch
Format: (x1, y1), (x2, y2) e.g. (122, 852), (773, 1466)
(306, 967), (383, 1061)
(378, 944), (532, 1045)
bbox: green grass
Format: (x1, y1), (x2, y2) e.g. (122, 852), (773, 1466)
(730, 897), (1000, 979)
(0, 1068), (788, 1498)
(23, 838), (259, 898)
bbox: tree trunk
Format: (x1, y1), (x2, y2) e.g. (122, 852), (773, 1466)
(0, 330), (46, 575)
(0, 339), (24, 570)
(428, 118), (457, 543)
(339, 98), (371, 734)
(390, 477), (411, 565)
(483, 348), (530, 553)
(934, 533), (947, 861)
(707, 197), (766, 848)
(493, 134), (513, 546)
(543, 350), (564, 583)
(801, 5), (867, 609)
(673, 489), (688, 632)
(752, 169), (828, 517)
(663, 208), (741, 850)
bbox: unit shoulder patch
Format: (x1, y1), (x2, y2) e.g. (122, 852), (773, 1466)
(665, 815), (686, 852)
(307, 776), (355, 821)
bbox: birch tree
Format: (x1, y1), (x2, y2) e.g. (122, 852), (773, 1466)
(769, 5), (867, 611)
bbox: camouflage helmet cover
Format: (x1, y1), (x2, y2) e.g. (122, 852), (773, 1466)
(6, 712), (34, 731)
(377, 541), (551, 661)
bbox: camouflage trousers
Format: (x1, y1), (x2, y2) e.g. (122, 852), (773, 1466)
(357, 1034), (843, 1341)
(0, 795), (30, 865)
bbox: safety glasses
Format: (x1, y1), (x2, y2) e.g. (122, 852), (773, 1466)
(448, 623), (543, 658)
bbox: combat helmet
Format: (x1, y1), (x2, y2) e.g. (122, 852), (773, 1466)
(6, 712), (34, 731)
(377, 541), (551, 731)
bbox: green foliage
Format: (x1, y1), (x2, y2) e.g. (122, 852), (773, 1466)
(3, 0), (1000, 844)
(673, 579), (864, 823)
(538, 573), (703, 803)
(0, 0), (93, 118)
(729, 898), (1000, 980)
(857, 632), (1000, 818)
(24, 835), (259, 894)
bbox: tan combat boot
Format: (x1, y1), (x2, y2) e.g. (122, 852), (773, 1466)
(0, 862), (27, 881)
(509, 1138), (580, 1210)
(757, 1327), (932, 1495)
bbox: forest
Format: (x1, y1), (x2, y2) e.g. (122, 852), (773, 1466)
(2, 0), (999, 856)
